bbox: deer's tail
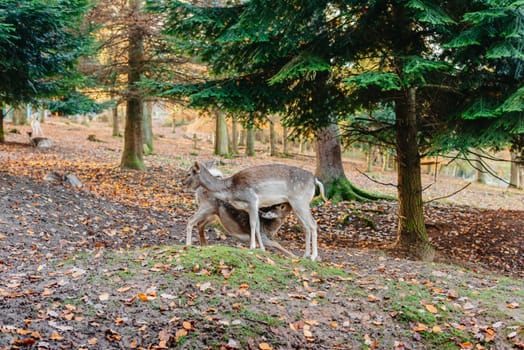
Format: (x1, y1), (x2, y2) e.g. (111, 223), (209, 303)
(315, 178), (328, 202)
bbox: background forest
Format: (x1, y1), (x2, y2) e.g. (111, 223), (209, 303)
(0, 1), (523, 349)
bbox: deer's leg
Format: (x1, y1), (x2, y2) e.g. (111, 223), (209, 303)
(262, 236), (297, 258)
(197, 223), (207, 246)
(196, 221), (207, 245)
(290, 202), (318, 261)
(247, 200), (265, 251)
(186, 207), (214, 246)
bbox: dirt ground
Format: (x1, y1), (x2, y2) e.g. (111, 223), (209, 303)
(0, 118), (523, 349)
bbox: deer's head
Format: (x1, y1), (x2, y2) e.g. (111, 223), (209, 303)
(181, 161), (221, 188)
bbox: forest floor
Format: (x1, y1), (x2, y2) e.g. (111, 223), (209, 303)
(0, 118), (523, 349)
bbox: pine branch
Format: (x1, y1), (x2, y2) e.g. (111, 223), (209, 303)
(355, 168), (397, 188)
(424, 182), (472, 204)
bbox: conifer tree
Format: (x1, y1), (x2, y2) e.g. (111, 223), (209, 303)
(150, 0), (381, 200)
(0, 0), (91, 142)
(338, 0), (522, 259)
(154, 0), (523, 260)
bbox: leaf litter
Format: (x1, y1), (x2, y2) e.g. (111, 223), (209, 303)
(0, 119), (523, 349)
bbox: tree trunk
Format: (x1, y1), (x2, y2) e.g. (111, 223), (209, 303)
(314, 123), (346, 183)
(509, 150), (520, 189)
(12, 106), (26, 126)
(0, 109), (5, 143)
(143, 100), (154, 155)
(39, 107), (46, 124)
(314, 123), (387, 202)
(245, 117), (255, 156)
(394, 87), (435, 261)
(112, 95), (120, 136)
(214, 108), (229, 156)
(112, 105), (120, 136)
(120, 0), (145, 170)
(366, 143), (373, 172)
(282, 126), (289, 154)
(519, 165), (524, 190)
(231, 114), (238, 154)
(269, 116), (277, 156)
(474, 152), (488, 184)
(245, 127), (255, 156)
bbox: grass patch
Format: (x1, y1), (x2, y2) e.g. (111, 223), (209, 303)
(176, 245), (298, 292)
(56, 245), (522, 349)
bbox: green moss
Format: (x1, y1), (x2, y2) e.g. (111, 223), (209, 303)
(325, 178), (393, 204)
(178, 246), (297, 292)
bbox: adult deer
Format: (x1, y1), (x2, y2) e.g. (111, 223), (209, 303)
(186, 162), (325, 261)
(183, 163), (295, 257)
(186, 190), (296, 257)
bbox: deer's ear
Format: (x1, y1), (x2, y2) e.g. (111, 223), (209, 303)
(194, 161), (201, 172)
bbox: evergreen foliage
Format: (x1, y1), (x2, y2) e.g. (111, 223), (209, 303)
(48, 91), (110, 116)
(147, 0), (524, 260)
(0, 0), (92, 107)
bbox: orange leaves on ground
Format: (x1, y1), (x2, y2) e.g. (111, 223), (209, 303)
(423, 303), (438, 314)
(289, 319), (318, 342)
(367, 294), (380, 303)
(117, 286), (131, 293)
(49, 333), (64, 341)
(364, 334), (379, 348)
(182, 321), (194, 331)
(105, 329), (122, 342)
(137, 290), (157, 302)
(412, 323), (428, 332)
(137, 293), (149, 302)
(13, 338), (36, 346)
(458, 341), (474, 349)
(174, 329), (187, 340)
(41, 288), (54, 297)
(158, 329), (171, 348)
(484, 327), (496, 342)
(259, 342), (273, 350)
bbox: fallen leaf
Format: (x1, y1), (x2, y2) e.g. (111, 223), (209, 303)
(42, 288), (54, 297)
(425, 304), (438, 314)
(175, 329), (187, 340)
(199, 282), (212, 292)
(137, 293), (149, 302)
(158, 329), (171, 347)
(507, 331), (518, 339)
(16, 329), (32, 336)
(447, 289), (459, 299)
(367, 294), (379, 302)
(459, 341), (473, 349)
(99, 293), (110, 301)
(49, 333), (64, 341)
(412, 323), (428, 332)
(259, 342), (273, 350)
(14, 338), (36, 346)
